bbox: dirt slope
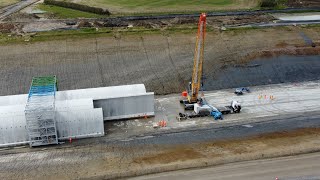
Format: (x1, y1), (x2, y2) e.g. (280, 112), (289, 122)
(0, 26), (320, 95)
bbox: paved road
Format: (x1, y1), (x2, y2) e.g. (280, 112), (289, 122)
(131, 152), (320, 180)
(227, 20), (320, 29)
(104, 111), (320, 146)
(0, 0), (39, 20)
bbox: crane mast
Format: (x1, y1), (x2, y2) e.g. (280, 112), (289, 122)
(179, 13), (241, 116)
(189, 13), (206, 103)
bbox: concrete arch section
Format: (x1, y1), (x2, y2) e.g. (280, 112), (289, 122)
(0, 94), (28, 107)
(94, 92), (155, 121)
(0, 105), (28, 147)
(0, 84), (155, 147)
(0, 84), (147, 106)
(55, 84), (147, 101)
(0, 100), (104, 148)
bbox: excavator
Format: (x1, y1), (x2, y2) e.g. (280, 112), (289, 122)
(179, 13), (241, 120)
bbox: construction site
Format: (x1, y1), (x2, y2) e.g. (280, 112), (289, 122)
(0, 0), (320, 180)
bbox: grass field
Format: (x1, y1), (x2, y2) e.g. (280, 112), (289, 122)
(38, 4), (106, 18)
(60, 0), (260, 14)
(0, 0), (19, 8)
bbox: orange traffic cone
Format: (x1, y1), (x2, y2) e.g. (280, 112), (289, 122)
(158, 120), (167, 127)
(182, 91), (188, 97)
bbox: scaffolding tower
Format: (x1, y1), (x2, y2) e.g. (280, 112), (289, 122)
(25, 76), (58, 147)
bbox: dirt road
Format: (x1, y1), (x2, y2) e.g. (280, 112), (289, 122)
(131, 152), (320, 180)
(0, 0), (39, 20)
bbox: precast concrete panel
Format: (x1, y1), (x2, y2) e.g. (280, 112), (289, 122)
(55, 108), (104, 139)
(0, 105), (25, 113)
(55, 98), (94, 110)
(94, 93), (155, 120)
(0, 84), (146, 106)
(0, 94), (27, 106)
(56, 84), (146, 101)
(0, 105), (28, 147)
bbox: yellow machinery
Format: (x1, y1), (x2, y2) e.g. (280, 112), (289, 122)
(181, 13), (207, 110)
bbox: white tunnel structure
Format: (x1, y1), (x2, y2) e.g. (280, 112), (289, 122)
(0, 84), (154, 147)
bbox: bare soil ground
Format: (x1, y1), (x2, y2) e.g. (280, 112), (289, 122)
(0, 0), (18, 8)
(0, 26), (319, 95)
(286, 0), (320, 8)
(3, 12), (37, 22)
(1, 128), (320, 180)
(101, 14), (275, 29)
(133, 128), (320, 166)
(0, 14), (274, 32)
(0, 23), (15, 33)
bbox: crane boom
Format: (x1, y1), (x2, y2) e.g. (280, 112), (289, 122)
(189, 13), (206, 103)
